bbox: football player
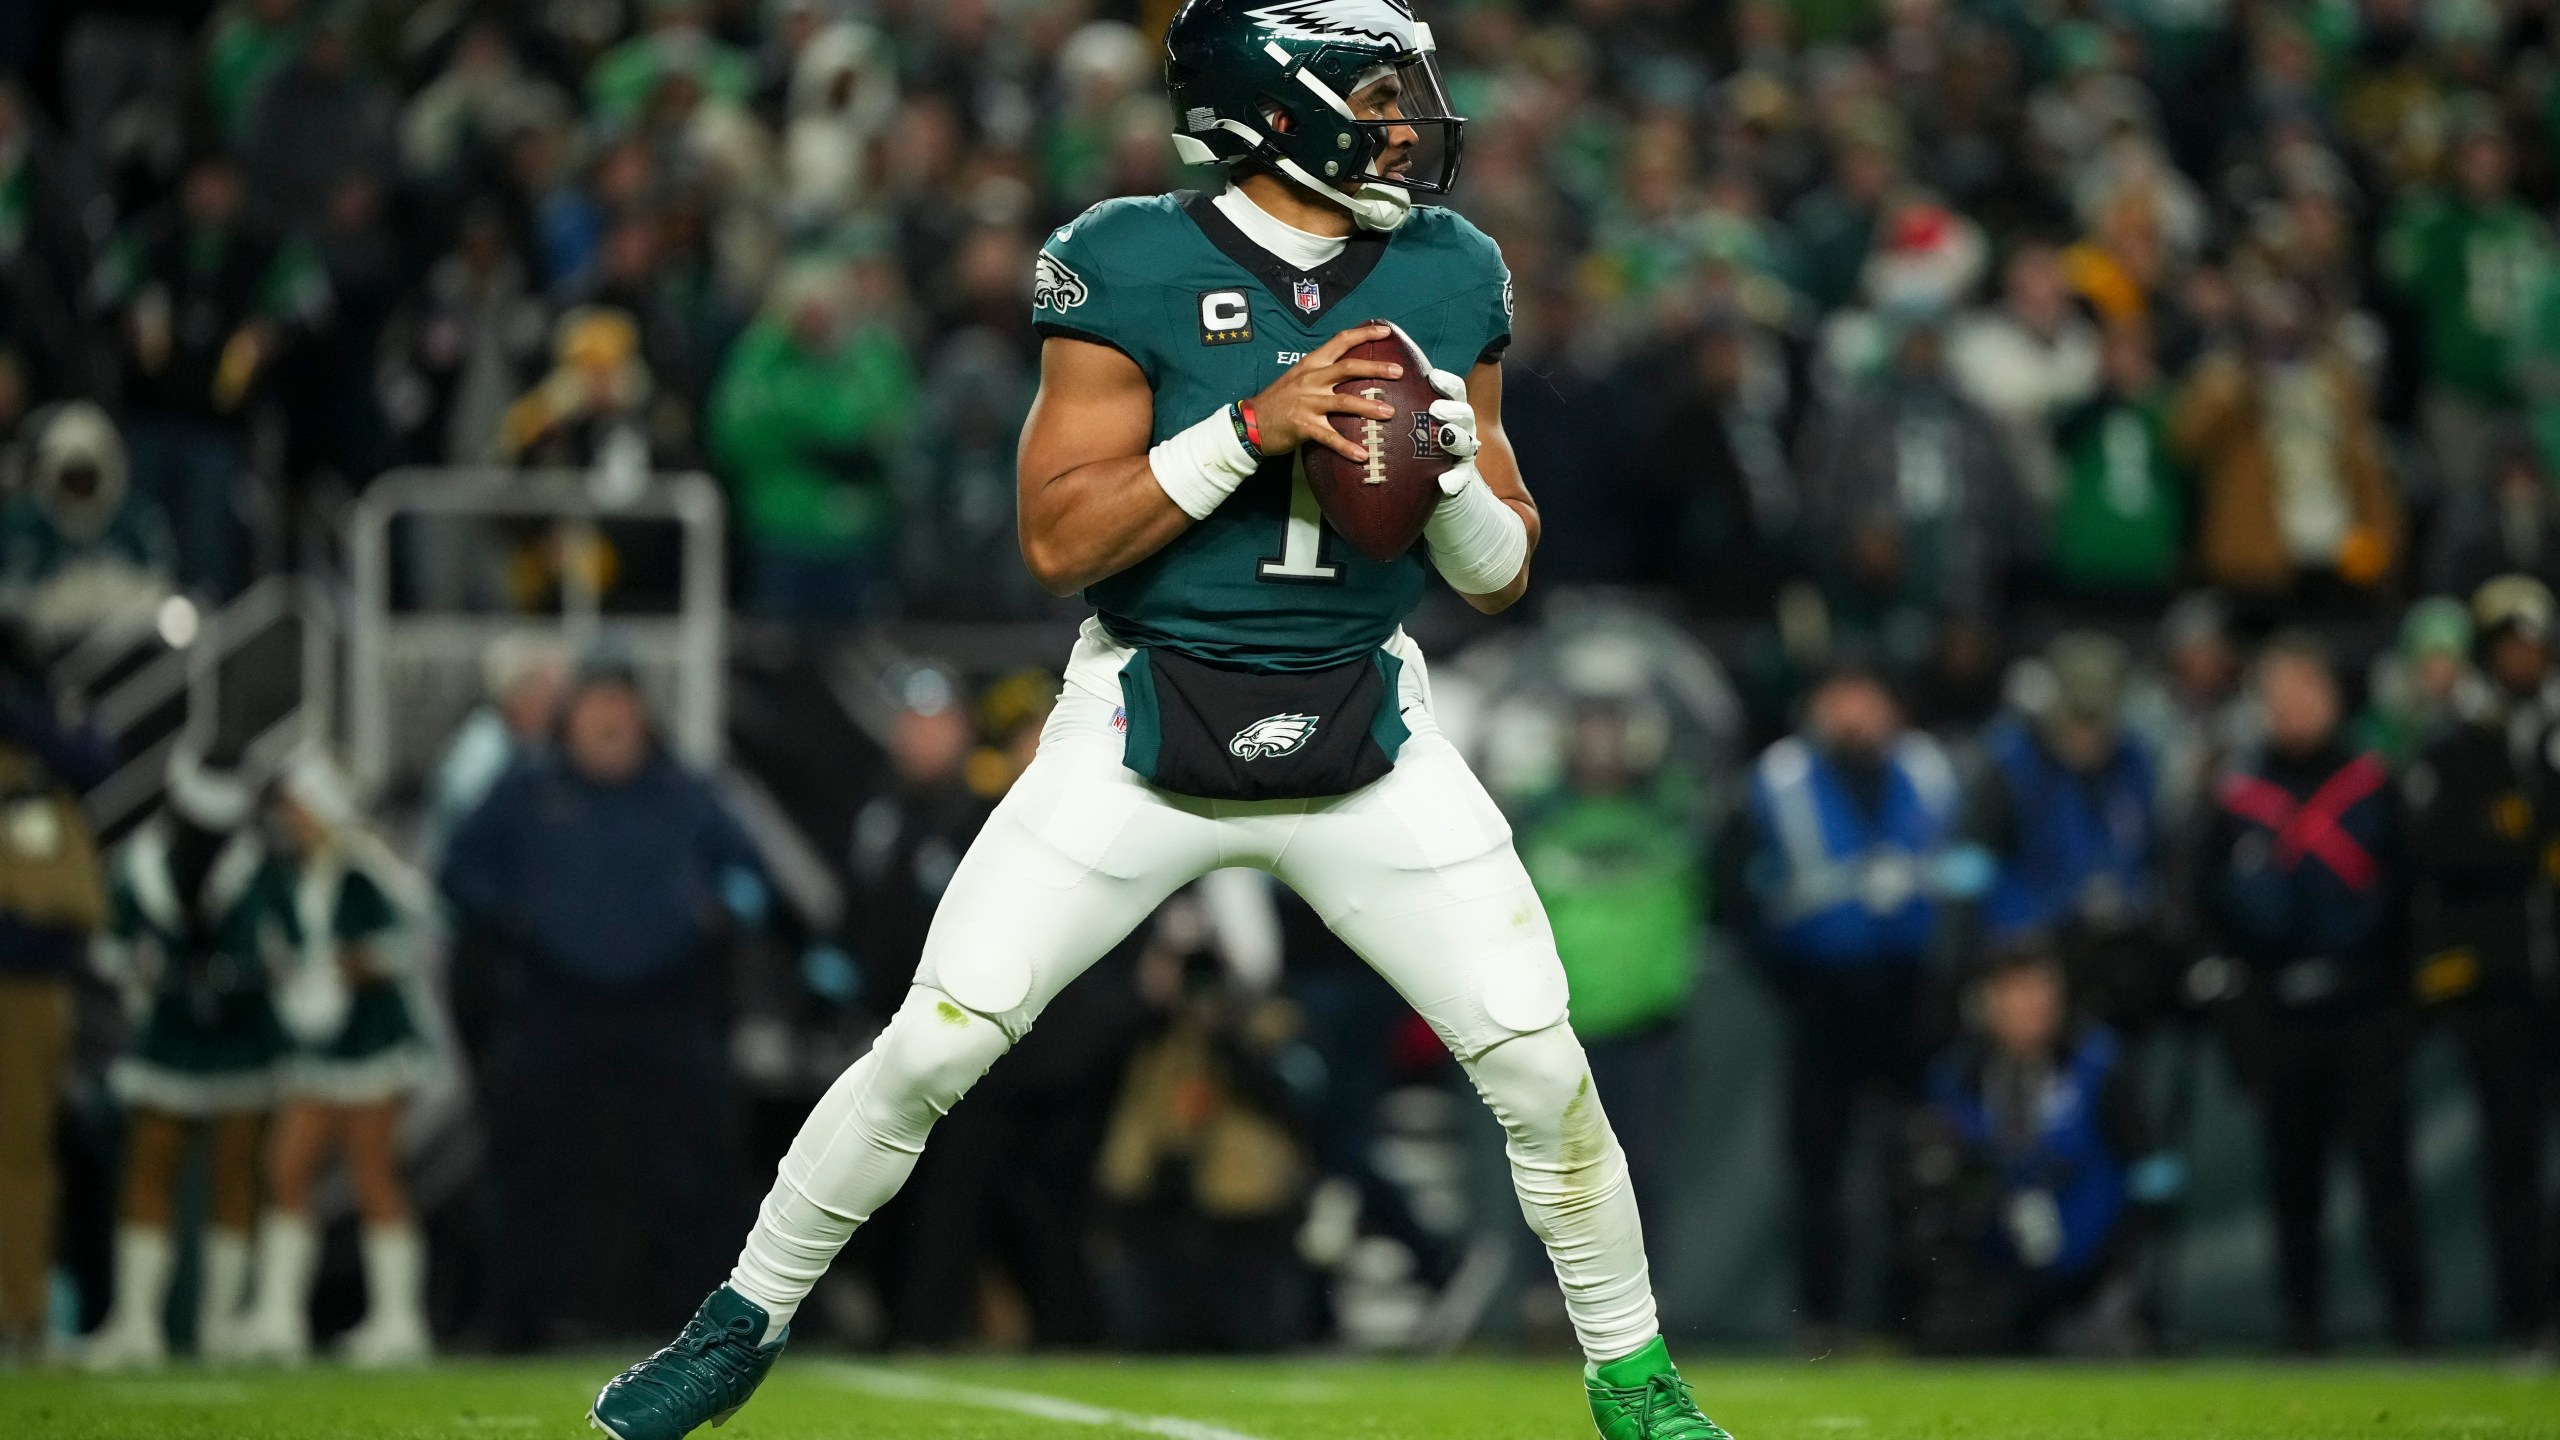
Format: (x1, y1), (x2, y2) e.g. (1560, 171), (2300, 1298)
(593, 3), (1728, 1436)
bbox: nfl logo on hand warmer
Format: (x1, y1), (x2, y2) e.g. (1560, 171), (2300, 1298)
(1293, 278), (1321, 314)
(1411, 410), (1441, 459)
(1230, 713), (1318, 760)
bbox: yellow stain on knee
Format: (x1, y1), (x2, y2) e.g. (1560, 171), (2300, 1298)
(934, 1001), (970, 1026)
(1561, 1073), (1606, 1174)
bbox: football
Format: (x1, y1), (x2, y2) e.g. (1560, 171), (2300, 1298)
(1298, 320), (1453, 563)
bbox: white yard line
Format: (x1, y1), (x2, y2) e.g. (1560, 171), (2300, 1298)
(819, 1363), (1276, 1440)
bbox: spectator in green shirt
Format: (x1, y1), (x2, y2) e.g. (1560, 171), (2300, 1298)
(586, 0), (755, 127)
(2351, 597), (2471, 769)
(1515, 691), (1705, 1232)
(2050, 323), (2189, 600)
(2382, 109), (2549, 493)
(709, 257), (916, 619)
(200, 0), (303, 145)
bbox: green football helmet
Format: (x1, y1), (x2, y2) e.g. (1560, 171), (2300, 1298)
(1164, 0), (1465, 231)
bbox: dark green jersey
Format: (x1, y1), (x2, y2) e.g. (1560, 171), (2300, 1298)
(2381, 191), (2549, 402)
(1032, 190), (1511, 671)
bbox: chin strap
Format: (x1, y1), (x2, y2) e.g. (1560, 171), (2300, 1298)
(1179, 119), (1413, 233)
(1272, 155), (1412, 232)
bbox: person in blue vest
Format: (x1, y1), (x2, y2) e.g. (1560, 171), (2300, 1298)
(1722, 661), (1981, 1351)
(2198, 631), (2423, 1353)
(1907, 942), (2176, 1354)
(1968, 632), (2171, 1030)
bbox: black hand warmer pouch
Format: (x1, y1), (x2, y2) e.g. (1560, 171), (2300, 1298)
(1118, 647), (1411, 801)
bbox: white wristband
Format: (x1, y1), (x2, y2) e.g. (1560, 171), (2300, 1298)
(1425, 467), (1528, 595)
(1148, 404), (1259, 520)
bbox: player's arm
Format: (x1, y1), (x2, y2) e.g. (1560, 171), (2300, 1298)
(1422, 359), (1537, 614)
(1448, 360), (1537, 613)
(1013, 338), (1175, 597)
(1016, 324), (1403, 596)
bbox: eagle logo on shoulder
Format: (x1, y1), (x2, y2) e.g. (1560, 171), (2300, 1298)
(1229, 713), (1320, 761)
(1033, 252), (1088, 311)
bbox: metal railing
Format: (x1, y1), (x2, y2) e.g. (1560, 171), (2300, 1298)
(344, 468), (726, 795)
(73, 575), (338, 838)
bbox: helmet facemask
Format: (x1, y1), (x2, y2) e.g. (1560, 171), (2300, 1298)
(1257, 31), (1461, 230)
(1167, 5), (1466, 233)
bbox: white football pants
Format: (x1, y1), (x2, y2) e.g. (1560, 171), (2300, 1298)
(730, 642), (1660, 1363)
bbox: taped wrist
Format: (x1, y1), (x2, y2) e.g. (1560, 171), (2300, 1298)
(1426, 470), (1528, 595)
(1149, 403), (1260, 520)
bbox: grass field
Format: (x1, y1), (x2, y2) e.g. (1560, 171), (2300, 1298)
(4, 1354), (2557, 1440)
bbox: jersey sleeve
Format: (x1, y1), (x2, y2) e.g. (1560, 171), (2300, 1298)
(1440, 210), (1514, 366)
(1473, 263), (1514, 365)
(1031, 208), (1136, 361)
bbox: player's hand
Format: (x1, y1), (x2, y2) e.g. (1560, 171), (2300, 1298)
(1244, 322), (1402, 463)
(1424, 367), (1480, 496)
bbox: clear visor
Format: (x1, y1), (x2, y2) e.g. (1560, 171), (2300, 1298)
(1339, 50), (1463, 194)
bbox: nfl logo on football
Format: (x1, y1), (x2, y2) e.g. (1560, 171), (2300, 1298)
(1292, 278), (1321, 314)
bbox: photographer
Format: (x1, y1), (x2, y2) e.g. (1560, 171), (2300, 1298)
(1908, 945), (2171, 1354)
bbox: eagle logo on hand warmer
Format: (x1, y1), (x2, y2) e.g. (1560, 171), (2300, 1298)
(1229, 713), (1320, 760)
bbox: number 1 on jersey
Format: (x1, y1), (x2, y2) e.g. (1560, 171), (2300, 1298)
(1256, 470), (1343, 584)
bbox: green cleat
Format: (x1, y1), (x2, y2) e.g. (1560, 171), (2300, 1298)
(1584, 1336), (1734, 1440)
(590, 1286), (790, 1440)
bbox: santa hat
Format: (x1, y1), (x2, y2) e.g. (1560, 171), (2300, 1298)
(1860, 201), (1987, 318)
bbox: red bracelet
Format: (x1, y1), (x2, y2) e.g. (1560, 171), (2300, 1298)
(1235, 399), (1263, 454)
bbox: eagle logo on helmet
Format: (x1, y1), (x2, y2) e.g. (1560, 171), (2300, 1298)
(1163, 0), (1465, 222)
(1033, 252), (1089, 311)
(1243, 0), (1416, 46)
(1228, 713), (1320, 760)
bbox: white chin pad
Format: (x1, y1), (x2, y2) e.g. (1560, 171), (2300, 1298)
(1344, 181), (1413, 231)
(1274, 153), (1412, 231)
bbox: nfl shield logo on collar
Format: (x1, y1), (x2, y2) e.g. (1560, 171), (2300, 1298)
(1292, 278), (1321, 314)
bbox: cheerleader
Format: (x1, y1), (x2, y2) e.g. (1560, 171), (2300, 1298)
(83, 750), (292, 1369)
(237, 754), (435, 1367)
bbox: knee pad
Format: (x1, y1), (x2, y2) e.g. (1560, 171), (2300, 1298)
(1464, 1022), (1607, 1150)
(915, 915), (1036, 1018)
(871, 986), (1014, 1116)
(1478, 937), (1571, 1038)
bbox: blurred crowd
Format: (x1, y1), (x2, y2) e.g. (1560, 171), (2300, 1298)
(2, 0), (2560, 1372)
(10, 0), (2560, 631)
